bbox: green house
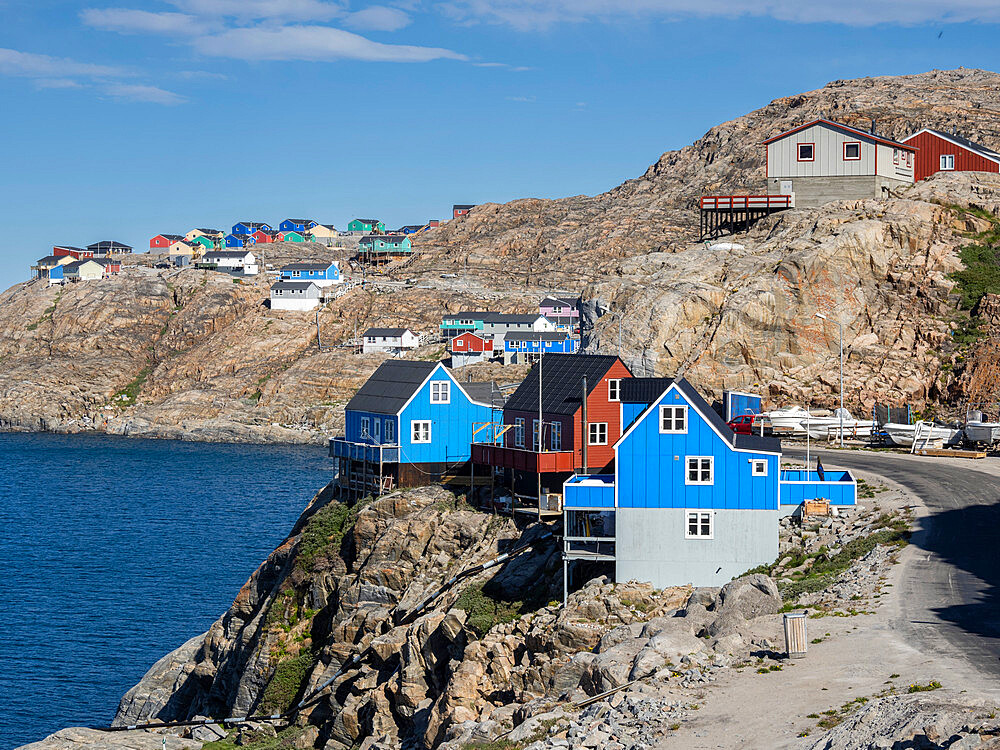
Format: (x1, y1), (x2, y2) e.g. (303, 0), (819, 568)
(191, 235), (215, 251)
(280, 230), (306, 243)
(348, 218), (385, 233)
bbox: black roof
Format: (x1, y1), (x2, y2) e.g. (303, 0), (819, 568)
(206, 250), (252, 258)
(158, 234), (185, 241)
(346, 360), (438, 415)
(620, 377), (676, 404)
(484, 313), (544, 324)
(464, 381), (505, 408)
(503, 331), (567, 342)
(285, 218), (315, 224)
(359, 234), (406, 244)
(621, 377), (781, 454)
(354, 218), (381, 224)
(35, 255), (62, 265)
(195, 228), (223, 234)
(54, 245), (85, 251)
(921, 128), (1000, 161)
(453, 204), (476, 210)
(271, 281), (319, 291)
(87, 240), (132, 251)
(364, 327), (411, 337)
(505, 354), (624, 416)
(237, 221), (270, 229)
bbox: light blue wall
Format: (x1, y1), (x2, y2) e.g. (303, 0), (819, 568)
(397, 364), (493, 464)
(564, 475), (616, 508)
(622, 402), (646, 431)
(345, 364), (494, 466)
(345, 411), (398, 445)
(724, 391), (762, 420)
(779, 469), (857, 506)
(281, 264), (339, 282)
(616, 387), (780, 511)
(503, 338), (578, 354)
(49, 265), (63, 280)
(279, 219), (315, 232)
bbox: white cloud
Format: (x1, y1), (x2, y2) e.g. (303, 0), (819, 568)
(440, 0), (1000, 28)
(103, 82), (187, 104)
(167, 0), (343, 21)
(0, 48), (130, 79)
(34, 78), (85, 89)
(177, 69), (229, 80)
(193, 24), (467, 62)
(505, 94), (534, 101)
(343, 5), (411, 31)
(80, 8), (203, 35)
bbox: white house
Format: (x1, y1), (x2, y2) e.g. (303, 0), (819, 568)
(270, 281), (322, 311)
(764, 118), (917, 208)
(198, 250), (259, 276)
(362, 327), (420, 355)
(63, 259), (105, 281)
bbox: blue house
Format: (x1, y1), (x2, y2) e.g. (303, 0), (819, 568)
(232, 221), (272, 236)
(778, 468), (857, 513)
(329, 360), (500, 496)
(279, 218), (318, 233)
(225, 233), (253, 248)
(279, 261), (341, 286)
(503, 331), (578, 364)
(562, 377), (783, 589)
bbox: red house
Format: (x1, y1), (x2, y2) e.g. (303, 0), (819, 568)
(252, 229), (276, 244)
(472, 354), (633, 511)
(902, 129), (1000, 182)
(453, 204), (476, 219)
(150, 234), (184, 250)
(53, 245), (93, 259)
(95, 258), (121, 275)
(450, 331), (492, 353)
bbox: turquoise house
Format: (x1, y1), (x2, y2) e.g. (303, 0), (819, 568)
(348, 218), (385, 233)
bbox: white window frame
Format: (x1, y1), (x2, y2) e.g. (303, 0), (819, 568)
(384, 419), (395, 443)
(411, 420), (431, 444)
(659, 405), (688, 434)
(843, 141), (861, 161)
(430, 381), (451, 404)
(940, 154), (955, 171)
(514, 418), (525, 448)
(685, 510), (714, 540)
(685, 456), (714, 486)
(588, 422), (608, 446)
(750, 459), (768, 477)
(532, 419), (542, 451)
(551, 421), (562, 451)
(372, 419), (380, 443)
(797, 143), (814, 162)
(360, 416), (370, 438)
(608, 378), (621, 402)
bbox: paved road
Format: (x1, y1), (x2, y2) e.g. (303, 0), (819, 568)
(794, 449), (1000, 678)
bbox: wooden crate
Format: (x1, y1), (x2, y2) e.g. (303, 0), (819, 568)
(803, 499), (831, 517)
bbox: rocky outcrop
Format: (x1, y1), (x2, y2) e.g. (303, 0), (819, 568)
(17, 728), (202, 750)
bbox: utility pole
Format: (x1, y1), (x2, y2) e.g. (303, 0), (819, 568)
(815, 313), (845, 447)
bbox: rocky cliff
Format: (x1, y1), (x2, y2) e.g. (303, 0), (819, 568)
(4, 68), (1000, 442)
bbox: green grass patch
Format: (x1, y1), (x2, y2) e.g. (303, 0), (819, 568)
(950, 243), (1000, 310)
(201, 726), (305, 750)
(294, 498), (370, 573)
(259, 652), (316, 715)
(907, 680), (942, 693)
(111, 364), (152, 408)
(454, 577), (553, 638)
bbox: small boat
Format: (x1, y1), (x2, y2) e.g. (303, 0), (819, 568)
(765, 406), (810, 434)
(883, 422), (963, 447)
(803, 408), (875, 440)
(964, 421), (1000, 445)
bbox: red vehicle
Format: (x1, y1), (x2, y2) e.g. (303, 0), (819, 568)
(728, 414), (766, 435)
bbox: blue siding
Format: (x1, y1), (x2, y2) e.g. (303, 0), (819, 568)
(49, 265), (64, 280)
(564, 475), (616, 508)
(779, 470), (857, 506)
(504, 338), (579, 355)
(279, 219), (315, 232)
(724, 391), (762, 421)
(345, 411), (398, 445)
(616, 387), (780, 511)
(280, 264), (339, 282)
(622, 402), (646, 430)
(398, 365), (494, 464)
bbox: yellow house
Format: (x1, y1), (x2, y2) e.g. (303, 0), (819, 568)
(308, 223), (337, 243)
(63, 259), (105, 281)
(169, 239), (201, 258)
(185, 228), (225, 242)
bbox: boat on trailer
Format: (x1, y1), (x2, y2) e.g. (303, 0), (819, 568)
(964, 421), (1000, 445)
(883, 422), (963, 448)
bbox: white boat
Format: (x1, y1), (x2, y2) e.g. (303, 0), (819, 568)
(964, 421), (1000, 445)
(765, 406), (810, 434)
(883, 422), (963, 447)
(803, 408), (875, 440)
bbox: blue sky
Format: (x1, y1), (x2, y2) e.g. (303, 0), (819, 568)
(1, 1), (999, 289)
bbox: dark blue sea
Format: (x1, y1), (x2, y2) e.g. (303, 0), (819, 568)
(0, 433), (332, 749)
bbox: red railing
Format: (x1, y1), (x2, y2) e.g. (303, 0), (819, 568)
(700, 195), (792, 210)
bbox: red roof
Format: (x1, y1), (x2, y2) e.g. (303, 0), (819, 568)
(763, 119), (917, 151)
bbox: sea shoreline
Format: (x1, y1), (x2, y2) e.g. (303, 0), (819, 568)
(0, 418), (327, 446)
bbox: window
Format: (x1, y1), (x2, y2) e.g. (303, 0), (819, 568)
(940, 154), (955, 171)
(373, 419), (381, 443)
(589, 422), (608, 445)
(906, 151), (912, 167)
(843, 142), (861, 160)
(660, 405), (688, 434)
(360, 416), (370, 438)
(514, 418), (525, 447)
(454, 339), (465, 349)
(797, 143), (814, 162)
(430, 381), (450, 404)
(751, 459), (768, 477)
(608, 379), (621, 402)
(686, 456), (714, 485)
(384, 420), (395, 443)
(686, 511), (713, 539)
(532, 419), (541, 450)
(291, 270), (300, 277)
(411, 420), (431, 443)
(893, 148), (899, 165)
(551, 422), (562, 451)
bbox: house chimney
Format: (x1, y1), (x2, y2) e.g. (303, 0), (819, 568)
(870, 119), (877, 135)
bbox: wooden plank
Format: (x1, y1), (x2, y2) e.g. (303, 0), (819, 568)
(916, 448), (987, 459)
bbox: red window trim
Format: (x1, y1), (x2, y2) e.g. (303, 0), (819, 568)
(843, 141), (861, 161)
(796, 142), (815, 162)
